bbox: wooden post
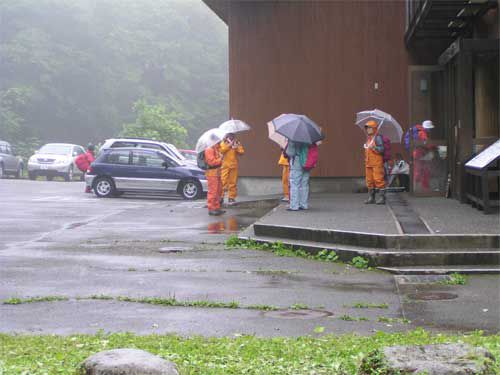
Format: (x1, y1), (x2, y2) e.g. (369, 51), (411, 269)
(456, 49), (474, 203)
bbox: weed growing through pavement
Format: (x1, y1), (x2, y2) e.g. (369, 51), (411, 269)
(377, 316), (411, 324)
(3, 296), (69, 305)
(2, 295), (291, 312)
(440, 273), (467, 285)
(339, 315), (370, 322)
(350, 302), (389, 309)
(290, 303), (309, 310)
(225, 236), (340, 264)
(350, 256), (370, 269)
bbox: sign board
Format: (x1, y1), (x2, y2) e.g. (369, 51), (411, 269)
(465, 139), (500, 170)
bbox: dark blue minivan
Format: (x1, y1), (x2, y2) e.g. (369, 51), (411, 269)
(85, 147), (207, 199)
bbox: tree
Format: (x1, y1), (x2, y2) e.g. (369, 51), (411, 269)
(119, 99), (188, 148)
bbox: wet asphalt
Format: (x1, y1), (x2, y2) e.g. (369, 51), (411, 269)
(0, 179), (498, 336)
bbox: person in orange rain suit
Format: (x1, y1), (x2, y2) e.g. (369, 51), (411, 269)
(278, 149), (290, 202)
(204, 143), (225, 216)
(219, 133), (244, 205)
(364, 120), (386, 205)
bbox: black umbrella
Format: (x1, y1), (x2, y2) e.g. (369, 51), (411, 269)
(271, 114), (324, 144)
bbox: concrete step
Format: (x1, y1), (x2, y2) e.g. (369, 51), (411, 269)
(239, 225), (500, 268)
(253, 223), (500, 250)
(378, 265), (500, 275)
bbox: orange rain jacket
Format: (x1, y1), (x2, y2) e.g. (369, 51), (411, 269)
(220, 140), (244, 169)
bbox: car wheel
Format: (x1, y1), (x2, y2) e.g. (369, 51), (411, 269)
(28, 172), (37, 180)
(0, 164), (4, 179)
(15, 164), (23, 179)
(64, 166), (74, 182)
(93, 177), (115, 198)
(180, 180), (202, 200)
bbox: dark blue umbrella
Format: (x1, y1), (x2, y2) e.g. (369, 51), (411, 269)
(271, 114), (324, 144)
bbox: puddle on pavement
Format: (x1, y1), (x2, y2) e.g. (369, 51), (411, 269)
(205, 206), (273, 235)
(408, 292), (458, 301)
(264, 309), (332, 320)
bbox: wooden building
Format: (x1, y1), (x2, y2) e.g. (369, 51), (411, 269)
(203, 0), (499, 199)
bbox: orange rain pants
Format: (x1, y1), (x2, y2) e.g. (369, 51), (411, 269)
(221, 168), (238, 200)
(205, 146), (222, 211)
(220, 140), (244, 200)
(365, 136), (385, 189)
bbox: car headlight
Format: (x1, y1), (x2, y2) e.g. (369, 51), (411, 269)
(28, 156), (36, 163)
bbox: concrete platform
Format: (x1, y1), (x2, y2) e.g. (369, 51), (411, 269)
(240, 193), (500, 270)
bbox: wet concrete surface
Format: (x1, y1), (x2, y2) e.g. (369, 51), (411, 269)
(1, 180), (499, 336)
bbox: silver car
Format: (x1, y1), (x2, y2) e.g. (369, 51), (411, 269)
(0, 140), (24, 179)
(27, 143), (85, 181)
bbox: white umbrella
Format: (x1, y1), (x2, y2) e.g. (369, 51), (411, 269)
(355, 109), (403, 143)
(267, 121), (288, 149)
(219, 119), (251, 134)
(195, 128), (226, 153)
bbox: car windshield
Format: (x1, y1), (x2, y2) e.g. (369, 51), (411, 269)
(181, 151), (197, 161)
(38, 144), (73, 155)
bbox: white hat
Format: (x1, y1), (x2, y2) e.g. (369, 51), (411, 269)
(422, 120), (434, 129)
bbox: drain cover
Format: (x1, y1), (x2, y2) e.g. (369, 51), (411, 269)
(158, 246), (188, 253)
(264, 309), (331, 320)
(408, 292), (458, 301)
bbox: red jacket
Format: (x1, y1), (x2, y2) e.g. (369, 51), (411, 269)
(75, 151), (95, 172)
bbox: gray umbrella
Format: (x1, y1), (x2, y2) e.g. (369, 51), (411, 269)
(271, 114), (324, 144)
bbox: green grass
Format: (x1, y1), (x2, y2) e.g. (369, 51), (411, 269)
(1, 330), (498, 374)
(115, 296), (240, 309)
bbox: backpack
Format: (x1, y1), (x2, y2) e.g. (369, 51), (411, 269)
(299, 143), (319, 171)
(74, 153), (89, 172)
(197, 150), (219, 170)
(197, 151), (209, 170)
(381, 135), (391, 162)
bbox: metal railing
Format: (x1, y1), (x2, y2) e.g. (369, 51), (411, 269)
(406, 0), (428, 32)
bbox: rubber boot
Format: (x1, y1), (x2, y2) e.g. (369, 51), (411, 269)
(376, 189), (386, 205)
(364, 189), (376, 204)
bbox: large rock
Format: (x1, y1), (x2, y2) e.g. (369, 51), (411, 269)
(359, 343), (495, 375)
(80, 348), (179, 375)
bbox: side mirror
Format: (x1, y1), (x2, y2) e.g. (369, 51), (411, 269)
(162, 161), (169, 168)
(72, 152), (78, 157)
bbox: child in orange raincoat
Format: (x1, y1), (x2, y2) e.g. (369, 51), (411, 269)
(204, 143), (225, 216)
(278, 149), (289, 202)
(220, 133), (244, 205)
(364, 120), (386, 205)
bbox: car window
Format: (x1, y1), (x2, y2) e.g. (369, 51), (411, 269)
(104, 150), (130, 165)
(39, 144), (73, 155)
(138, 143), (163, 151)
(132, 150), (166, 168)
(0, 144), (4, 153)
(111, 141), (136, 148)
(5, 145), (12, 155)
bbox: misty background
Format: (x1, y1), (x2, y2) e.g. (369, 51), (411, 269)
(0, 0), (228, 157)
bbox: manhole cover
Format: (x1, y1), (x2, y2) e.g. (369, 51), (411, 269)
(158, 246), (188, 253)
(264, 309), (331, 320)
(408, 292), (458, 301)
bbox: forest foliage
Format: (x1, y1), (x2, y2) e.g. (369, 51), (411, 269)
(0, 0), (228, 156)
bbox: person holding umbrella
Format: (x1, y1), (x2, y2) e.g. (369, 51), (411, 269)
(196, 128), (226, 216)
(219, 133), (245, 205)
(356, 109), (404, 205)
(270, 114), (323, 211)
(363, 120), (386, 204)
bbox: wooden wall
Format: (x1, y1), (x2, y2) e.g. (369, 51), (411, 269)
(226, 0), (409, 177)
